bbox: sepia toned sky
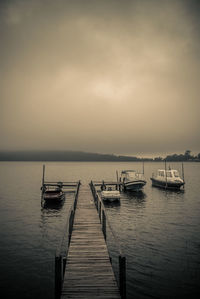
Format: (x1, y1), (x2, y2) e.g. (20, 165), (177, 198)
(0, 0), (200, 157)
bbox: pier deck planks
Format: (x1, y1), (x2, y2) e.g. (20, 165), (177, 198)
(61, 185), (120, 299)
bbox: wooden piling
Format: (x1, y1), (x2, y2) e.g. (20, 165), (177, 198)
(165, 159), (167, 188)
(42, 164), (45, 190)
(119, 255), (126, 299)
(55, 255), (63, 299)
(102, 210), (106, 241)
(99, 200), (102, 222)
(68, 210), (74, 244)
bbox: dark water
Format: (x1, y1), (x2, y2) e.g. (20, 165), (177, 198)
(0, 162), (200, 299)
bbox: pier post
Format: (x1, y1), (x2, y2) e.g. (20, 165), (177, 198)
(119, 255), (126, 299)
(55, 255), (63, 299)
(62, 257), (66, 277)
(74, 181), (80, 210)
(42, 164), (45, 190)
(99, 200), (101, 222)
(68, 210), (74, 244)
(102, 210), (106, 240)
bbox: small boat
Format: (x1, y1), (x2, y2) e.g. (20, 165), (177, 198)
(150, 169), (185, 190)
(101, 186), (120, 202)
(43, 188), (65, 202)
(42, 182), (65, 204)
(121, 170), (146, 191)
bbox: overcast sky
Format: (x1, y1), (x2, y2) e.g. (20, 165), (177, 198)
(0, 0), (200, 157)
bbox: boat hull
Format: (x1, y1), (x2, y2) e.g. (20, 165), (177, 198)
(101, 191), (120, 202)
(102, 197), (120, 202)
(43, 191), (65, 202)
(123, 180), (146, 191)
(151, 178), (184, 190)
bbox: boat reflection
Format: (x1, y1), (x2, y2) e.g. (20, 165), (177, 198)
(125, 190), (146, 202)
(103, 200), (121, 208)
(152, 185), (185, 194)
(152, 184), (185, 193)
(41, 198), (64, 211)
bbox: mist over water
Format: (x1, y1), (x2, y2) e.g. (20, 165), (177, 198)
(0, 161), (199, 299)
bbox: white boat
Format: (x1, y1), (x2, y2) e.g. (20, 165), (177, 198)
(150, 169), (185, 189)
(121, 170), (146, 191)
(101, 187), (120, 202)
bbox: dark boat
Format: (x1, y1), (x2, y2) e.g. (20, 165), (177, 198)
(41, 182), (65, 205)
(43, 189), (65, 202)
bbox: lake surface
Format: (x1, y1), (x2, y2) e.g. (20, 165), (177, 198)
(0, 161), (200, 299)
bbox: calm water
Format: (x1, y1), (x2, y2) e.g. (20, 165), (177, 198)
(0, 162), (200, 299)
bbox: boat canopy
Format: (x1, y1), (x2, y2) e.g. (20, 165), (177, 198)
(157, 169), (180, 178)
(121, 170), (136, 174)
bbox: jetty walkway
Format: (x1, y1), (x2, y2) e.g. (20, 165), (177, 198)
(55, 183), (126, 299)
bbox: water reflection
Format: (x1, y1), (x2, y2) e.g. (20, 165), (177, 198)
(41, 200), (64, 211)
(151, 185), (185, 194)
(103, 200), (121, 208)
(152, 188), (185, 203)
(125, 190), (146, 202)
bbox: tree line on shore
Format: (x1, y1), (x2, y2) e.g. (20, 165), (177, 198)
(0, 150), (199, 162)
(154, 150), (200, 162)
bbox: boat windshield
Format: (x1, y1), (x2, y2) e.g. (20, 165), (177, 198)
(173, 171), (180, 177)
(158, 171), (165, 176)
(127, 172), (136, 179)
(166, 171), (172, 177)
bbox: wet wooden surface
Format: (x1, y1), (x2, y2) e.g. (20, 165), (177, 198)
(61, 185), (120, 298)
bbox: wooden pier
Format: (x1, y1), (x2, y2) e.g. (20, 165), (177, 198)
(55, 182), (126, 299)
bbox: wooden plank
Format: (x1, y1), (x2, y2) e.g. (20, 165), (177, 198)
(61, 185), (120, 299)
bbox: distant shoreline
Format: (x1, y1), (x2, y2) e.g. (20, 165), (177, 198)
(0, 150), (199, 162)
(0, 160), (199, 162)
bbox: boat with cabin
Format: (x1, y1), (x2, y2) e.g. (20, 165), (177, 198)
(150, 169), (185, 189)
(121, 170), (146, 191)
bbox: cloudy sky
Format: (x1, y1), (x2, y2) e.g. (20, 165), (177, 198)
(0, 0), (200, 157)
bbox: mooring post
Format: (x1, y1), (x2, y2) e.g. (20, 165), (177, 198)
(119, 177), (122, 191)
(182, 163), (185, 189)
(102, 210), (106, 240)
(74, 181), (80, 210)
(42, 164), (45, 190)
(55, 255), (63, 299)
(68, 210), (74, 244)
(116, 170), (119, 190)
(165, 159), (167, 189)
(119, 255), (126, 299)
(99, 200), (101, 222)
(41, 165), (46, 207)
(63, 257), (66, 277)
(95, 193), (98, 209)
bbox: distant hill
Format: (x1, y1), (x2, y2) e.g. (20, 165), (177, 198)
(0, 150), (145, 161)
(1, 150), (198, 162)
